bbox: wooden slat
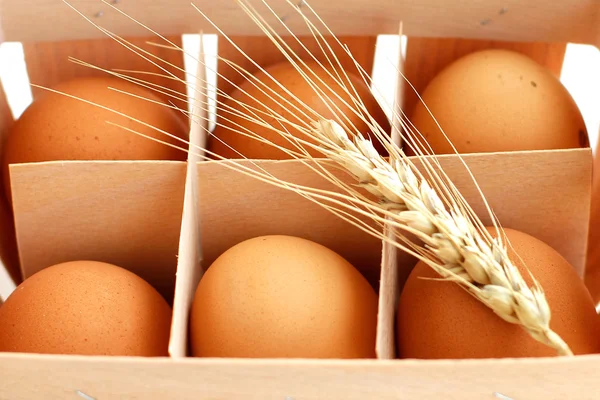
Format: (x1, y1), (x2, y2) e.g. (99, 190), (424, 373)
(23, 36), (188, 118)
(376, 224), (402, 360)
(402, 38), (568, 120)
(168, 35), (208, 358)
(0, 80), (14, 148)
(2, 323), (600, 399)
(0, 178), (19, 287)
(585, 135), (600, 305)
(1, 0), (598, 46)
(412, 149), (591, 276)
(196, 159), (383, 289)
(584, 3), (600, 301)
(0, 75), (21, 286)
(9, 161), (187, 302)
(376, 26), (406, 360)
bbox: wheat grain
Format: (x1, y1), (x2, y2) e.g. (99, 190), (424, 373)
(313, 118), (573, 356)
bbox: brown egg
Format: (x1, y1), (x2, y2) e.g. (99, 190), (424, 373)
(408, 49), (588, 155)
(189, 235), (379, 358)
(0, 260), (172, 356)
(397, 227), (600, 359)
(209, 60), (391, 159)
(1, 76), (189, 204)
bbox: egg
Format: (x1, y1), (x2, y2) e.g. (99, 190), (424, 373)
(208, 60), (391, 159)
(189, 235), (379, 358)
(396, 227), (600, 359)
(0, 260), (172, 356)
(1, 76), (189, 204)
(408, 49), (588, 155)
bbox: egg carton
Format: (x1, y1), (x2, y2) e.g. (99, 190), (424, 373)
(0, 0), (598, 399)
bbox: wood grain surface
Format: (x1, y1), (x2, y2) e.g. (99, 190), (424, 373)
(196, 159), (384, 289)
(169, 35), (207, 358)
(9, 161), (186, 302)
(585, 138), (600, 305)
(0, 75), (20, 287)
(2, 353), (600, 399)
(1, 0), (598, 45)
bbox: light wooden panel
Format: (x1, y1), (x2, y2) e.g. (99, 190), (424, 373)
(196, 159), (383, 288)
(0, 165), (19, 285)
(585, 137), (600, 304)
(377, 31), (407, 359)
(2, 354), (600, 399)
(376, 225), (403, 360)
(0, 80), (14, 158)
(411, 149), (591, 275)
(9, 161), (187, 302)
(402, 37), (568, 120)
(169, 36), (208, 358)
(0, 75), (20, 286)
(23, 35), (188, 117)
(1, 0), (597, 45)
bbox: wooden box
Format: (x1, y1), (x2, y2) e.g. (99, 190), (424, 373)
(0, 0), (599, 398)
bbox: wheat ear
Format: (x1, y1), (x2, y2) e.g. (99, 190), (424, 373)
(54, 0), (573, 357)
(314, 118), (573, 357)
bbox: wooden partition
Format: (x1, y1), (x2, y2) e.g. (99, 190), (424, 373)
(0, 72), (18, 286)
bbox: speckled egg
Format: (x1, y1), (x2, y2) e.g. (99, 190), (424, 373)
(0, 260), (172, 356)
(1, 76), (189, 204)
(189, 235), (379, 358)
(408, 49), (588, 155)
(397, 227), (600, 359)
(208, 60), (391, 159)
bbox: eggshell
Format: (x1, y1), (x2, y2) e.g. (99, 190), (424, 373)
(1, 76), (189, 204)
(0, 260), (172, 356)
(408, 49), (588, 155)
(189, 235), (379, 359)
(208, 60), (391, 159)
(397, 227), (600, 359)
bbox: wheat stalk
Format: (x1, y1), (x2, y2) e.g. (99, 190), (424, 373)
(313, 118), (573, 356)
(48, 0), (576, 357)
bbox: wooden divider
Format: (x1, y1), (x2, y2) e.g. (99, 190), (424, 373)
(169, 34), (208, 358)
(0, 74), (19, 287)
(376, 23), (405, 360)
(586, 136), (600, 305)
(9, 160), (187, 301)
